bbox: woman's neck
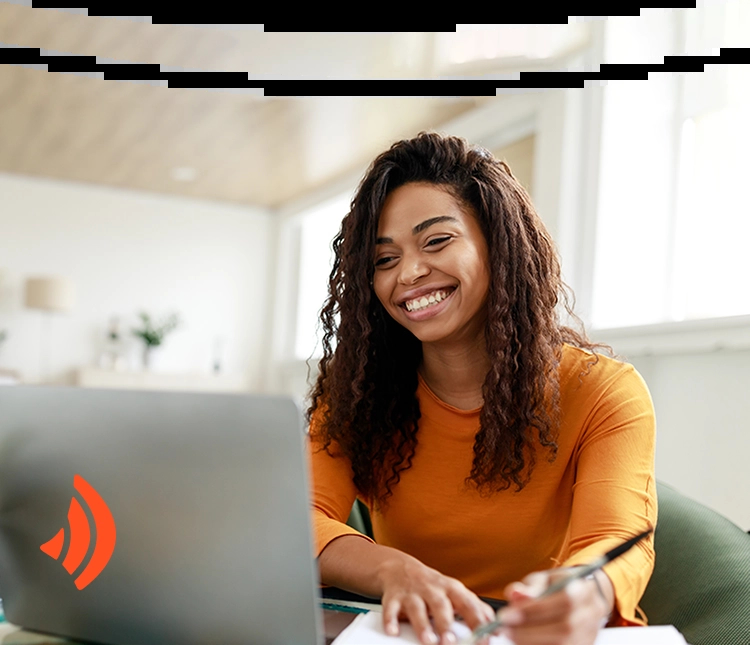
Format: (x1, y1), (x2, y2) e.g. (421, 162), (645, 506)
(419, 338), (491, 411)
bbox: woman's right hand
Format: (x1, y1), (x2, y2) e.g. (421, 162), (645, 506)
(376, 551), (496, 645)
(319, 536), (495, 645)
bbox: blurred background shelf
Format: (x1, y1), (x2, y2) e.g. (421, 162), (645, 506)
(75, 367), (248, 393)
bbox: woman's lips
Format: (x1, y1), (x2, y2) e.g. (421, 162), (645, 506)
(400, 287), (456, 321)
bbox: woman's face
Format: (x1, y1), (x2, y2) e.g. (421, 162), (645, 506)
(372, 182), (491, 346)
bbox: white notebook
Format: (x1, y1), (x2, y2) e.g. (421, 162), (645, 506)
(333, 611), (690, 645)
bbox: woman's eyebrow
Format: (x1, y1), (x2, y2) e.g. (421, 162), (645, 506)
(412, 216), (458, 234)
(375, 216), (459, 245)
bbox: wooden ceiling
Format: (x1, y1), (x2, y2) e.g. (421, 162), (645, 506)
(0, 65), (485, 207)
(0, 7), (586, 208)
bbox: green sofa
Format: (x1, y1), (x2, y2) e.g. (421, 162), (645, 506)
(639, 481), (750, 645)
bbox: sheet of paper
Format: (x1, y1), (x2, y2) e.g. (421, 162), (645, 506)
(332, 611), (689, 645)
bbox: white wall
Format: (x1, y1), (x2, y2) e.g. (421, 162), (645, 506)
(630, 348), (750, 531)
(0, 173), (273, 389)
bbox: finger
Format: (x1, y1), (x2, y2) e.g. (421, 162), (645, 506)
(500, 578), (605, 645)
(382, 597), (402, 637)
(495, 604), (525, 628)
(521, 571), (551, 595)
(501, 592), (572, 627)
(506, 584), (533, 604)
(506, 572), (550, 602)
(511, 566), (583, 601)
(481, 601), (497, 624)
(502, 577), (592, 629)
(502, 600), (599, 645)
(401, 596), (438, 645)
(422, 594), (457, 645)
(446, 586), (493, 631)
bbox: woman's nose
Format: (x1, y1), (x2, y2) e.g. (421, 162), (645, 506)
(397, 255), (430, 285)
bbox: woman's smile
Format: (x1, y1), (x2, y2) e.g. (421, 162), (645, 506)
(399, 286), (456, 320)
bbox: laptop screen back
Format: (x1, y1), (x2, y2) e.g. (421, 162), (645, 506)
(0, 386), (322, 645)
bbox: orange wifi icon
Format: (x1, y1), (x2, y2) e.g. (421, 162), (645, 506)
(40, 474), (116, 590)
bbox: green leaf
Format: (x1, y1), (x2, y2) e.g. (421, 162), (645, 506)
(131, 311), (181, 347)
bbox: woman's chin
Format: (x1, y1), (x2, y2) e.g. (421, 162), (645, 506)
(401, 324), (454, 345)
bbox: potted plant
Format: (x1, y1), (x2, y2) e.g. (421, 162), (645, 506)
(131, 312), (180, 370)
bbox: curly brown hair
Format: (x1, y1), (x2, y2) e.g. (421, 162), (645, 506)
(307, 131), (606, 508)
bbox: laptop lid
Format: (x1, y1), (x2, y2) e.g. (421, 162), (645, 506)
(0, 385), (322, 645)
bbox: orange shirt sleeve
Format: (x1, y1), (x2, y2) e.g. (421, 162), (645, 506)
(559, 360), (657, 626)
(307, 407), (375, 557)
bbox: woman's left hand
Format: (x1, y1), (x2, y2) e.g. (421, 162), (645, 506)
(496, 568), (614, 645)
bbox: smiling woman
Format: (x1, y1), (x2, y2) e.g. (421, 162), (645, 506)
(306, 132), (657, 645)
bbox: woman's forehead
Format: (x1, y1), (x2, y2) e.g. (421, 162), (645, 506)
(376, 183), (471, 232)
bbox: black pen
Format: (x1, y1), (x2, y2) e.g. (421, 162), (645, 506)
(460, 529), (653, 645)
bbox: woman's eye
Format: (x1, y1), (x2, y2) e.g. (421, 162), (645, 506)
(375, 256), (394, 267)
(427, 236), (451, 247)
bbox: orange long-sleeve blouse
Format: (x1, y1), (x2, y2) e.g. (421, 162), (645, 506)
(308, 345), (657, 626)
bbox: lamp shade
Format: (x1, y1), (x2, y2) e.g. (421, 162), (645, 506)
(24, 277), (76, 312)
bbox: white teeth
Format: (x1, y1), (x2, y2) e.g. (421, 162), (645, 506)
(404, 289), (451, 313)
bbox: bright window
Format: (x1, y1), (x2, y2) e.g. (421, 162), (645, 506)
(294, 192), (351, 361)
(590, 5), (750, 329)
(671, 98), (750, 321)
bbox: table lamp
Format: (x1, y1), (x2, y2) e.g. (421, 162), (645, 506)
(24, 276), (76, 383)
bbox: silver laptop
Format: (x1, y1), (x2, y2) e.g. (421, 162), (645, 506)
(0, 385), (322, 645)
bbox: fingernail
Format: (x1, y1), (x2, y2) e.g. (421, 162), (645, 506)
(497, 607), (523, 626)
(386, 621), (398, 636)
(422, 629), (438, 644)
(442, 632), (456, 645)
(510, 588), (530, 602)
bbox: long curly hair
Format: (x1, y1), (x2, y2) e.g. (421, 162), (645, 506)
(307, 131), (606, 508)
